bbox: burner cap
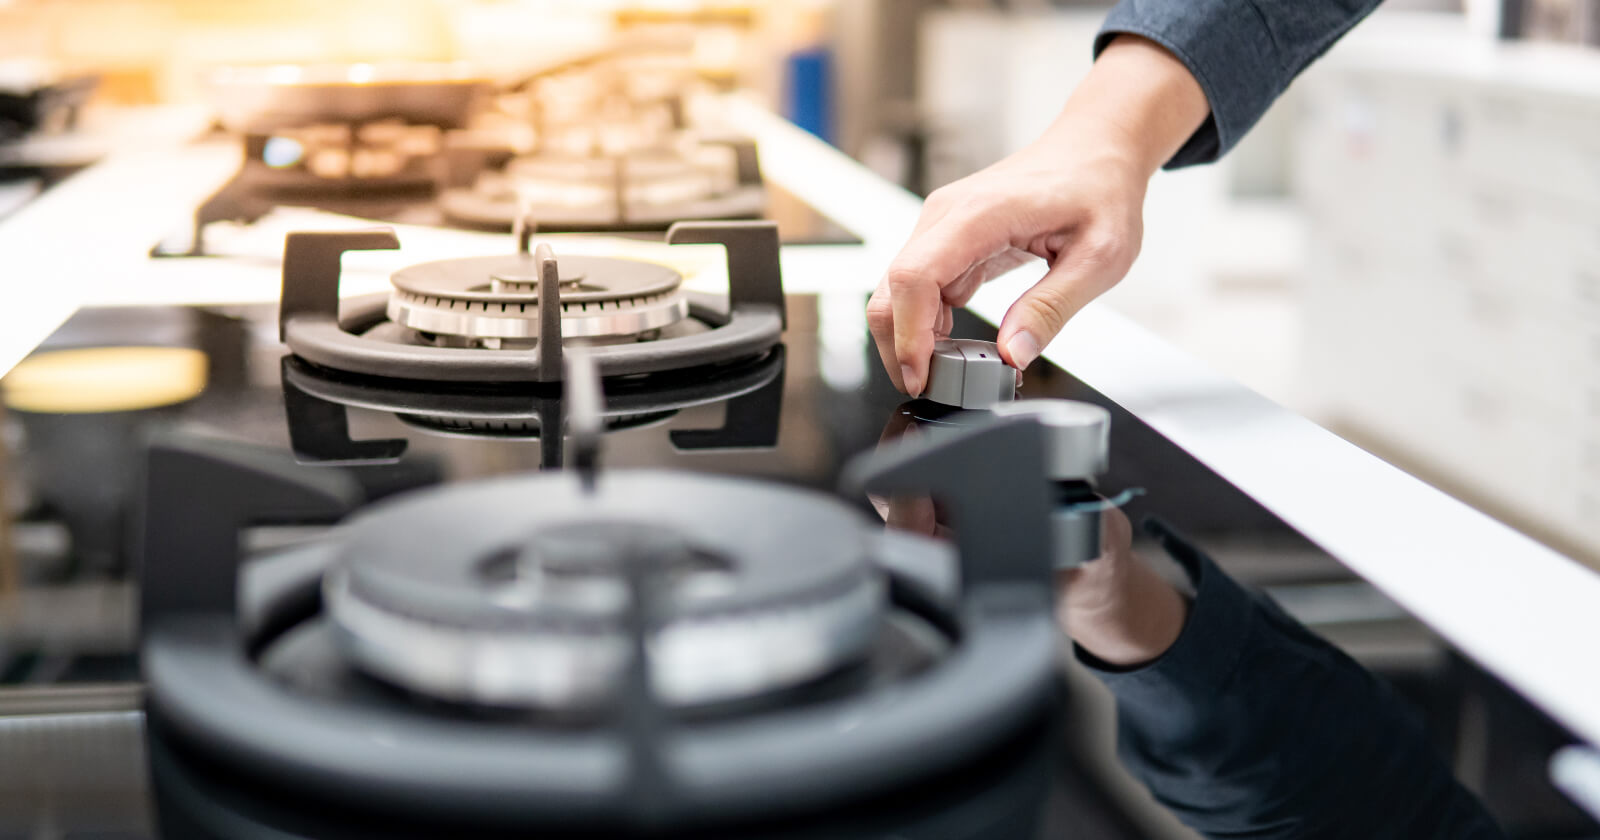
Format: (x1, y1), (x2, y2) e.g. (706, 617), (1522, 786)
(324, 471), (883, 709)
(387, 252), (687, 342)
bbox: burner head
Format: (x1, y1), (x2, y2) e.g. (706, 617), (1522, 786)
(386, 251), (688, 345)
(323, 472), (884, 709)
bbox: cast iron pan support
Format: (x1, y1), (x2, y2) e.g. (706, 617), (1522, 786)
(666, 220), (786, 330)
(669, 345), (786, 451)
(563, 346), (602, 482)
(703, 137), (764, 187)
(278, 229), (402, 343)
(845, 415), (1055, 591)
(563, 344), (671, 827)
(280, 360), (409, 466)
(535, 242), (563, 383)
(138, 434), (360, 633)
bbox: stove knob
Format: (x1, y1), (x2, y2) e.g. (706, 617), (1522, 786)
(922, 339), (1017, 409)
(990, 399), (1110, 481)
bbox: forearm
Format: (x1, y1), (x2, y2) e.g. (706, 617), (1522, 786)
(1096, 0), (1385, 167)
(1036, 34), (1209, 180)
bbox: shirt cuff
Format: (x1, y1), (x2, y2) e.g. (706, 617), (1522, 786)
(1094, 0), (1284, 168)
(1074, 517), (1255, 698)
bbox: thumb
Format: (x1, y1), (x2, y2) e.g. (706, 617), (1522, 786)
(995, 249), (1124, 369)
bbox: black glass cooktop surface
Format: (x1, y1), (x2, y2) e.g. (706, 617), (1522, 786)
(0, 296), (1592, 839)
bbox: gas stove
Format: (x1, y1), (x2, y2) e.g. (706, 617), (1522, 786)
(137, 341), (1082, 837)
(23, 214), (1554, 837)
(164, 48), (856, 257)
(279, 220), (783, 384)
(7, 225), (1210, 836)
(438, 139), (766, 233)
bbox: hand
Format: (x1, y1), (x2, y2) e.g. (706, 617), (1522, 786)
(866, 36), (1209, 395)
(1057, 507), (1189, 668)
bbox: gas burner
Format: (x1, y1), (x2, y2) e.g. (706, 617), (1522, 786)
(386, 248), (688, 346)
(137, 355), (1066, 837)
(322, 472), (883, 709)
(438, 139), (765, 232)
(278, 220), (785, 383)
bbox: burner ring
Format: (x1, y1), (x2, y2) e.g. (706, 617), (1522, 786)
(324, 472), (885, 709)
(388, 253), (687, 341)
(391, 254), (682, 304)
(387, 287), (688, 340)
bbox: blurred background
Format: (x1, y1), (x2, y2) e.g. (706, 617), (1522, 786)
(1, 2), (1599, 836)
(5, 0), (1598, 569)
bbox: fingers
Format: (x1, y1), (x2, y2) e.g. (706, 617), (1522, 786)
(866, 281), (904, 392)
(882, 210), (1003, 396)
(867, 291), (950, 396)
(887, 264), (943, 397)
(995, 234), (1132, 370)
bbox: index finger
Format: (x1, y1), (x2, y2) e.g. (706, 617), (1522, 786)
(884, 216), (998, 395)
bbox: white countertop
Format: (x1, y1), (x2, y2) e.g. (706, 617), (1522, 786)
(3, 96), (1599, 755)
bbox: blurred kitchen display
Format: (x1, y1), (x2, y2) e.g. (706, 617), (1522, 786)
(1503, 0), (1600, 44)
(434, 40), (769, 233)
(0, 59), (96, 144)
(12, 0), (871, 255)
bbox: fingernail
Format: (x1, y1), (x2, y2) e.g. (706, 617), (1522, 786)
(899, 364), (920, 396)
(1006, 331), (1041, 369)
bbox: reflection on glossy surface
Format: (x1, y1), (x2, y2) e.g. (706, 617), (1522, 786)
(867, 396), (1513, 837)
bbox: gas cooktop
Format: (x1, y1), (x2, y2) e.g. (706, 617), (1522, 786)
(4, 223), (1586, 837)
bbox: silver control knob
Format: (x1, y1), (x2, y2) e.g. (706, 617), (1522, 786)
(922, 339), (1017, 408)
(993, 399), (1113, 569)
(990, 400), (1110, 481)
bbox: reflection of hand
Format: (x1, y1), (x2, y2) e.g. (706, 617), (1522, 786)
(1056, 507), (1188, 668)
(865, 35), (1208, 396)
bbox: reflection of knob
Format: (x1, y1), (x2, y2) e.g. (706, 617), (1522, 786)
(991, 400), (1110, 481)
(992, 399), (1112, 569)
(922, 339), (1016, 409)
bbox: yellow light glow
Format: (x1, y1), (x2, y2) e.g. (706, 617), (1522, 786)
(2, 347), (209, 414)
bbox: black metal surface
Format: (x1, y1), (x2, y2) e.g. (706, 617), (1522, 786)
(6, 296), (1595, 838)
(138, 435), (361, 632)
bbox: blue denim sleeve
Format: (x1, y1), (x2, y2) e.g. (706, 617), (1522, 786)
(1078, 520), (1506, 839)
(1095, 0), (1383, 167)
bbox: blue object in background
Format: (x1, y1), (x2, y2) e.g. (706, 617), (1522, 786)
(784, 46), (834, 145)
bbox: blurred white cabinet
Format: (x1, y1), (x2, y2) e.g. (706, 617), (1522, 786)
(1295, 19), (1600, 558)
